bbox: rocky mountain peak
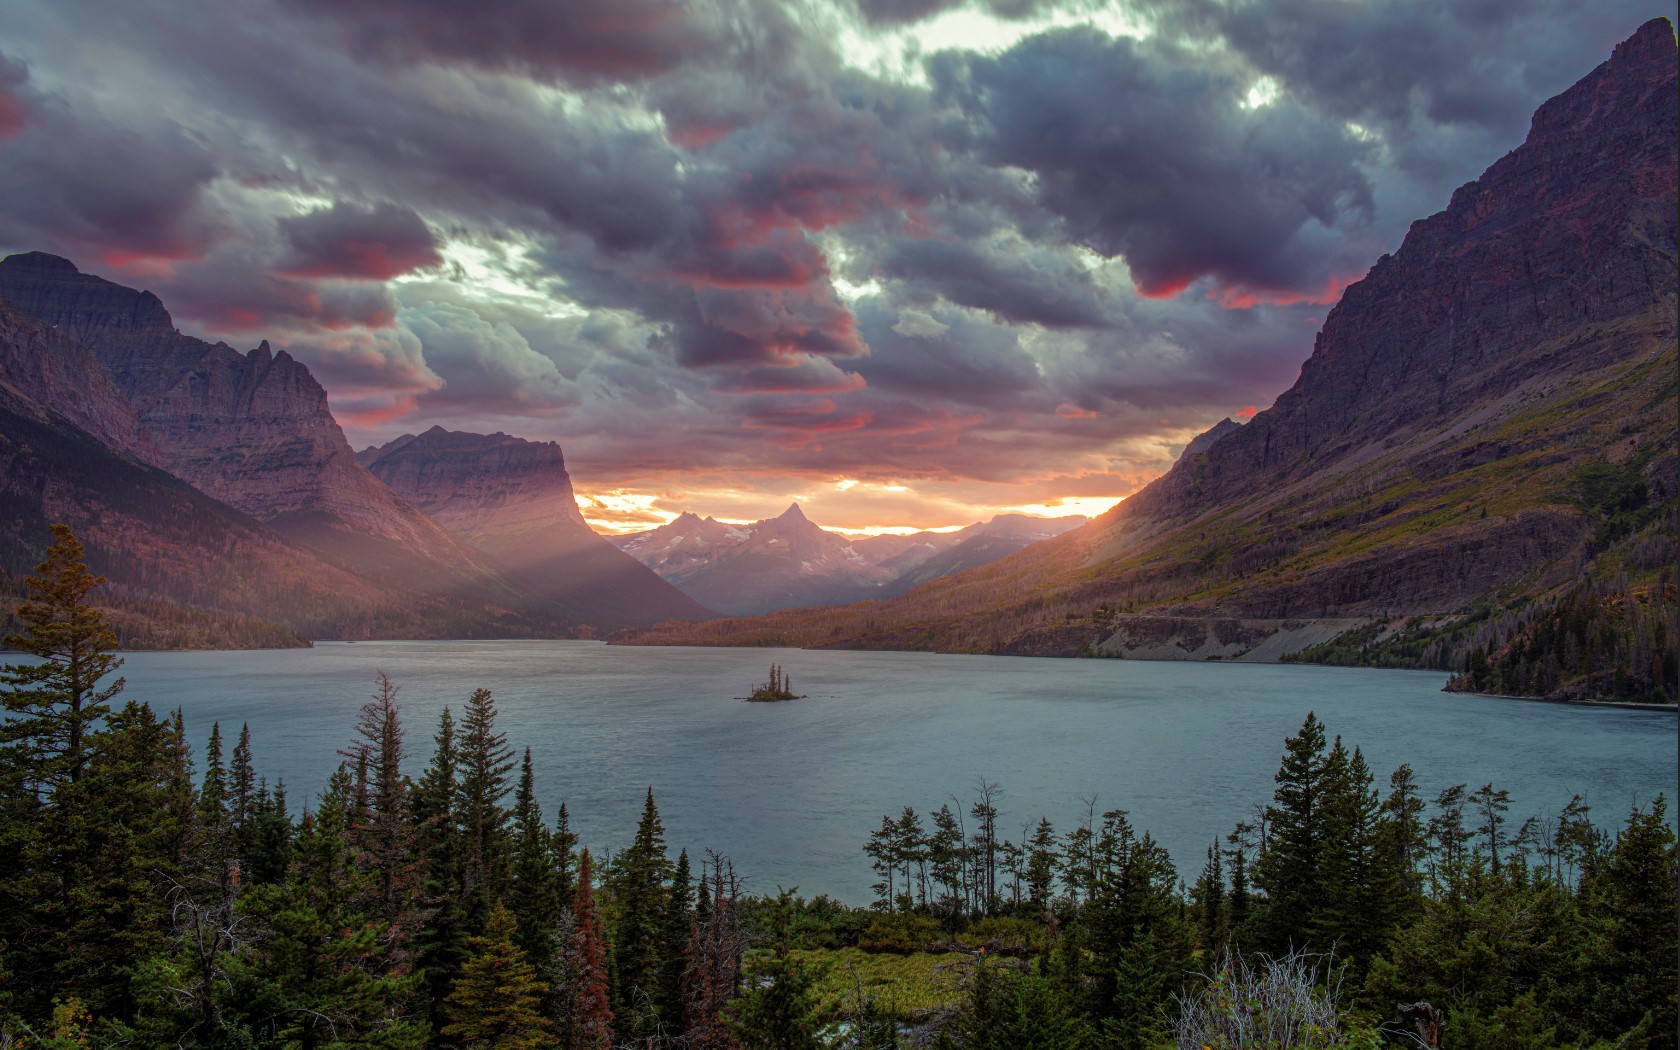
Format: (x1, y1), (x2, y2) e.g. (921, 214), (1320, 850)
(1179, 417), (1243, 462)
(360, 425), (583, 539)
(777, 502), (808, 522)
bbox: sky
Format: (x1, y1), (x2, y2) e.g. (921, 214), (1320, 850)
(0, 0), (1664, 534)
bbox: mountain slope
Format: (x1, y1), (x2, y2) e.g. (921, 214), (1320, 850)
(0, 306), (575, 647)
(359, 427), (714, 628)
(0, 252), (492, 573)
(618, 20), (1678, 700)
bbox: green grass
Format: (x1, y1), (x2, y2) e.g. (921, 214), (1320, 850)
(787, 947), (969, 1022)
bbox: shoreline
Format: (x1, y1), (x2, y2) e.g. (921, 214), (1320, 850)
(1459, 690), (1675, 713)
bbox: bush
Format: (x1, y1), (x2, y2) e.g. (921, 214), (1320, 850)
(955, 916), (1044, 956)
(857, 913), (943, 954)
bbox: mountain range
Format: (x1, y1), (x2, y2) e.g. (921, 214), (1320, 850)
(609, 504), (1086, 615)
(0, 255), (708, 644)
(619, 20), (1679, 702)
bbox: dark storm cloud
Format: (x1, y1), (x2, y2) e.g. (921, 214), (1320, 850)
(277, 201), (443, 280)
(160, 246), (402, 333)
(934, 27), (1374, 297)
(874, 236), (1118, 328)
(0, 88), (220, 265)
(285, 0), (712, 85)
(1144, 0), (1661, 175)
(851, 298), (1048, 405)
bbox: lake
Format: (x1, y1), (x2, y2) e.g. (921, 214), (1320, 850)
(108, 640), (1676, 904)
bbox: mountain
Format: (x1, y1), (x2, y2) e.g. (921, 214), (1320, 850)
(618, 20), (1678, 701)
(604, 511), (754, 577)
(0, 252), (489, 572)
(358, 427), (714, 627)
(614, 503), (899, 615)
(876, 513), (1089, 596)
(611, 505), (1085, 615)
(0, 301), (574, 647)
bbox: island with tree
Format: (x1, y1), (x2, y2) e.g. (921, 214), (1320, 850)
(745, 663), (804, 702)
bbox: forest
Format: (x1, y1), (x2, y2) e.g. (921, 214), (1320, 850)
(1, 525), (1675, 1049)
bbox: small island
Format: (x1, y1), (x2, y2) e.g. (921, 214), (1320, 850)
(745, 662), (805, 702)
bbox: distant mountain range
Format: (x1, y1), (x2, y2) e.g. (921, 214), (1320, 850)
(0, 254), (709, 645)
(620, 21), (1678, 702)
(610, 504), (1086, 615)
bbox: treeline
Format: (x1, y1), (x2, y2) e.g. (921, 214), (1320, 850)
(2, 526), (1675, 1049)
(852, 724), (1676, 1047)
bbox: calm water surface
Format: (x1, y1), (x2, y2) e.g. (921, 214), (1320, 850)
(113, 641), (1676, 903)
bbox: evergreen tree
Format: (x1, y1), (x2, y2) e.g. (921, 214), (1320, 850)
(557, 850), (613, 1050)
(1312, 742), (1384, 967)
(1373, 763), (1427, 924)
(342, 673), (424, 973)
(510, 748), (562, 973)
(728, 889), (825, 1050)
(1192, 840), (1225, 954)
(236, 771), (426, 1049)
(413, 706), (468, 1034)
(1024, 817), (1059, 912)
(939, 955), (1092, 1050)
(1253, 712), (1329, 951)
(612, 787), (673, 1040)
(457, 687), (516, 917)
(443, 902), (548, 1050)
(0, 524), (124, 789)
(552, 801), (579, 908)
(657, 848), (694, 1028)
(1572, 796), (1678, 1045)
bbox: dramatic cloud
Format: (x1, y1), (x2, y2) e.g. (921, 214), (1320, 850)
(285, 0), (715, 85)
(277, 201), (443, 280)
(935, 27), (1374, 297)
(0, 0), (1667, 529)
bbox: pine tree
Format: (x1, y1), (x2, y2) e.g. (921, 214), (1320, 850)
(1024, 817), (1059, 911)
(413, 706), (468, 1033)
(0, 524), (124, 789)
(510, 748), (562, 974)
(1312, 742), (1384, 967)
(613, 787), (673, 1039)
(657, 848), (694, 1027)
(1192, 840), (1225, 954)
(1254, 711), (1329, 951)
(239, 773), (425, 1048)
(343, 673), (424, 967)
(457, 687), (516, 917)
(728, 889), (824, 1050)
(1373, 763), (1426, 925)
(442, 902), (549, 1049)
(557, 849), (613, 1050)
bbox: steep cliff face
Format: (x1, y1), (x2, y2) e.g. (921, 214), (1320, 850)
(360, 427), (715, 628)
(0, 295), (156, 462)
(0, 252), (480, 566)
(621, 20), (1678, 684)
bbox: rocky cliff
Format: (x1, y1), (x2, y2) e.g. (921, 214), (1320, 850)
(360, 426), (715, 628)
(0, 295), (156, 462)
(0, 252), (482, 567)
(0, 304), (574, 647)
(619, 20), (1678, 701)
